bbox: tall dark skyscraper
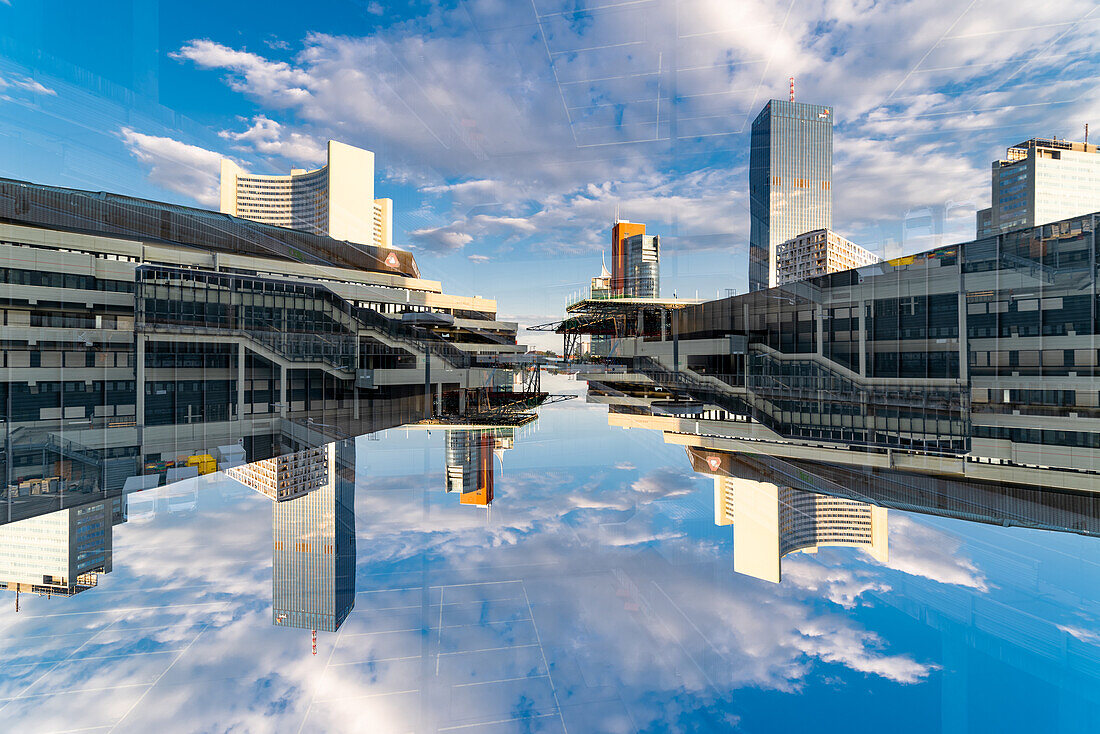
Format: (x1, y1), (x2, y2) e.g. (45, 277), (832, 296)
(748, 99), (834, 291)
(271, 443), (356, 633)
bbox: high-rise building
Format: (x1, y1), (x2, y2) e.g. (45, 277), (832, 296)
(220, 140), (393, 247)
(271, 443), (355, 632)
(621, 233), (660, 298)
(0, 499), (116, 596)
(976, 137), (1100, 237)
(712, 474), (888, 583)
(227, 445), (333, 502)
(749, 99), (834, 291)
(444, 428), (511, 507)
(775, 228), (880, 285)
(611, 220), (646, 296)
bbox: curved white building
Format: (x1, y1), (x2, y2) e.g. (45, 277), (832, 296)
(220, 140), (393, 248)
(713, 475), (888, 583)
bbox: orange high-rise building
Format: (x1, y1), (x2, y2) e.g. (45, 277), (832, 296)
(611, 220), (645, 296)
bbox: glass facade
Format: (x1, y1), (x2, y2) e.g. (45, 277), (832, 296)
(749, 100), (834, 291)
(660, 212), (1099, 470)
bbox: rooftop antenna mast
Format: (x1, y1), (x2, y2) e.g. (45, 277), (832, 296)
(1086, 123), (1090, 145)
(789, 76), (795, 103)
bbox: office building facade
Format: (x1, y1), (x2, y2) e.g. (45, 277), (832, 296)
(611, 220), (646, 296)
(749, 100), (833, 291)
(775, 228), (880, 285)
(977, 137), (1100, 237)
(0, 178), (524, 513)
(0, 496), (121, 596)
(621, 233), (660, 298)
(271, 442), (355, 632)
(220, 140), (393, 248)
(566, 209), (1100, 488)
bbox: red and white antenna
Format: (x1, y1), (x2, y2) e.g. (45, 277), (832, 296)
(789, 77), (795, 103)
(311, 629), (317, 656)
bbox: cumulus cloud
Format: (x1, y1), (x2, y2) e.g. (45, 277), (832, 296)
(884, 515), (990, 591)
(219, 115), (327, 164)
(118, 128), (225, 207)
(408, 223), (473, 252)
(168, 0), (1100, 271)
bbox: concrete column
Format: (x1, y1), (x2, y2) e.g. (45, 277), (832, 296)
(353, 335), (360, 420)
(435, 381), (443, 416)
(279, 364), (288, 417)
(423, 355), (431, 419)
(816, 306), (824, 357)
(858, 300), (868, 378)
(136, 335), (145, 428)
(957, 291), (968, 383)
(661, 309), (668, 341)
(237, 344), (245, 421)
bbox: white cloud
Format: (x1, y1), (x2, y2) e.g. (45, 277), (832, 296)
(408, 222), (473, 252)
(118, 128), (225, 207)
(0, 73), (56, 96)
(168, 0), (1100, 275)
(883, 515), (990, 591)
(219, 115), (327, 164)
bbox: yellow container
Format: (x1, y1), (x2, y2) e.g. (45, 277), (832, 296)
(186, 454), (217, 475)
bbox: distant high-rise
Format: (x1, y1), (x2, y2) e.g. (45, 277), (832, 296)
(0, 499), (117, 597)
(610, 220), (646, 296)
(749, 99), (834, 291)
(271, 443), (355, 633)
(220, 140), (393, 248)
(227, 444), (333, 502)
(445, 429), (497, 507)
(775, 228), (879, 285)
(622, 233), (660, 298)
(976, 137), (1100, 237)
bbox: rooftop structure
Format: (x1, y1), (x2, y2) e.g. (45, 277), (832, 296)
(775, 228), (880, 285)
(977, 137), (1100, 237)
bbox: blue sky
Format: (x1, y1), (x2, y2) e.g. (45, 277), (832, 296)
(2, 0), (1100, 344)
(1, 373), (1098, 730)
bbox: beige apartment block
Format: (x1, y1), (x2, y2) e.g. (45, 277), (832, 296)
(775, 228), (880, 285)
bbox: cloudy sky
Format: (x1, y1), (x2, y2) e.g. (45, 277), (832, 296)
(1, 0), (1099, 336)
(3, 373), (1097, 730)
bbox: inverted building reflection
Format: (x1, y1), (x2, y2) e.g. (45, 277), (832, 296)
(0, 177), (539, 529)
(228, 441), (356, 634)
(0, 493), (124, 601)
(585, 378), (1100, 583)
(444, 428), (515, 508)
(705, 463), (888, 583)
